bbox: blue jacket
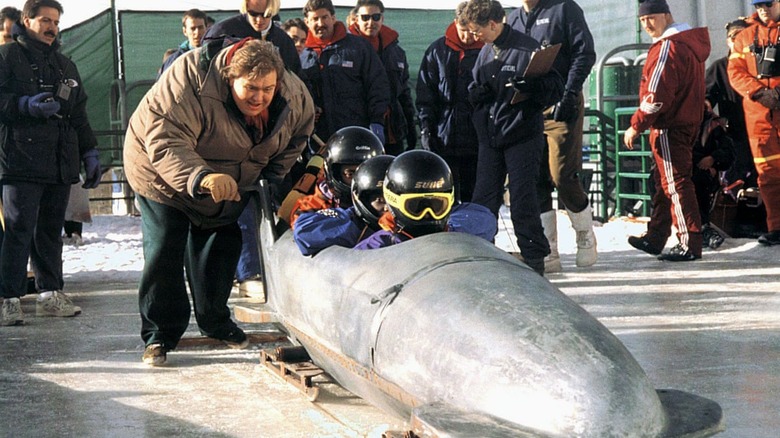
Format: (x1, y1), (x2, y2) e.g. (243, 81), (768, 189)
(469, 26), (563, 148)
(350, 24), (416, 150)
(299, 22), (390, 141)
(158, 40), (194, 79)
(355, 202), (497, 250)
(204, 16), (301, 73)
(293, 207), (375, 256)
(0, 32), (98, 184)
(416, 23), (483, 157)
(506, 0), (595, 95)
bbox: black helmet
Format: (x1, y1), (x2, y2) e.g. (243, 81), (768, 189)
(383, 150), (454, 236)
(351, 155), (394, 229)
(325, 126), (385, 206)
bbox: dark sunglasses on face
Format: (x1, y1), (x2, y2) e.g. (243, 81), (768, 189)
(754, 2), (776, 9)
(360, 13), (382, 22)
(247, 10), (270, 19)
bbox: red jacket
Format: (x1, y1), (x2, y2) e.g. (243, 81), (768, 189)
(631, 26), (710, 132)
(728, 13), (780, 147)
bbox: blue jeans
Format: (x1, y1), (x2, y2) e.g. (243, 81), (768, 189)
(236, 201), (263, 282)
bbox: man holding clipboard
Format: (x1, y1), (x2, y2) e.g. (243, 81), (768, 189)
(508, 0), (598, 273)
(463, 0), (564, 276)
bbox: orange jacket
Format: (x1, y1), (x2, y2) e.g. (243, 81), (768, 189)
(289, 182), (335, 228)
(728, 13), (780, 159)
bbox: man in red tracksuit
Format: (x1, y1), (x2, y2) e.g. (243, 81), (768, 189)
(727, 0), (780, 246)
(623, 0), (711, 261)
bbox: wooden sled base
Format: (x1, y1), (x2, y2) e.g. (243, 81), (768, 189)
(261, 346), (329, 401)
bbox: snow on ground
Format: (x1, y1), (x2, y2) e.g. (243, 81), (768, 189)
(62, 208), (766, 281)
(62, 215), (143, 284)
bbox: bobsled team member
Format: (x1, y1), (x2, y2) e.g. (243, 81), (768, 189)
(293, 155), (394, 255)
(355, 150), (496, 250)
(288, 126), (384, 226)
(123, 39), (315, 366)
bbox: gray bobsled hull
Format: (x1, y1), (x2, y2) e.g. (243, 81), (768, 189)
(254, 186), (723, 437)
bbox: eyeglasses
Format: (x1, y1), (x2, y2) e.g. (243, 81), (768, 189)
(754, 1), (777, 9)
(247, 10), (271, 19)
(383, 189), (454, 221)
(359, 13), (382, 22)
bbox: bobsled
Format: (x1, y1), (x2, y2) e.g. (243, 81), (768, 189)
(252, 182), (723, 437)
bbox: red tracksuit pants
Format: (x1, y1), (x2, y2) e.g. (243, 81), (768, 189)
(645, 125), (703, 257)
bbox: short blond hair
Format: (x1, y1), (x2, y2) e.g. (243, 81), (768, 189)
(241, 0), (280, 17)
(220, 40), (284, 82)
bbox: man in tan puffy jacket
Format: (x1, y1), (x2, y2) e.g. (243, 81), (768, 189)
(124, 39), (315, 366)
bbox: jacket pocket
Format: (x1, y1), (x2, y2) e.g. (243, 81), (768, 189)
(9, 128), (56, 176)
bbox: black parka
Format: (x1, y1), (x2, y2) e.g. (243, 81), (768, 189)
(0, 30), (97, 184)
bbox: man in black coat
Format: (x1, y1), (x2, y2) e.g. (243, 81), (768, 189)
(0, 0), (100, 326)
(204, 0), (301, 74)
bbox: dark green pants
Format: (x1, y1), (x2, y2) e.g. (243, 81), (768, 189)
(137, 196), (242, 349)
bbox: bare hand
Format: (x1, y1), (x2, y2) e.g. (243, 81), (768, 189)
(697, 156), (715, 170)
(623, 126), (639, 150)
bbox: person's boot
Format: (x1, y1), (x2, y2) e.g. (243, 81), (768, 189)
(540, 210), (562, 273)
(758, 230), (780, 246)
(567, 204), (598, 267)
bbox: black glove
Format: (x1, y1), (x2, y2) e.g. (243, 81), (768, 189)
(553, 91), (579, 123)
(753, 87), (780, 109)
(407, 125), (418, 149)
(468, 83), (494, 105)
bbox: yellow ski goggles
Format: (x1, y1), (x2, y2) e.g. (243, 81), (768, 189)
(383, 188), (454, 221)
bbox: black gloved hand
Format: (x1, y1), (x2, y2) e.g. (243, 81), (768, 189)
(468, 83), (494, 105)
(407, 125), (418, 149)
(553, 91), (579, 123)
(753, 87), (780, 109)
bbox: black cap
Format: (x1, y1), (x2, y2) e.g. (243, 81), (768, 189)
(638, 0), (670, 17)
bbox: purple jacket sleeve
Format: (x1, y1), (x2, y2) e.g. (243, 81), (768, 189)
(447, 202), (497, 242)
(354, 230), (403, 250)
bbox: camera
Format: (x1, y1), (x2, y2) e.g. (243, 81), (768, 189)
(752, 44), (780, 78)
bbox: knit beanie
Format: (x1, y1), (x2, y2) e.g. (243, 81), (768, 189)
(638, 0), (670, 17)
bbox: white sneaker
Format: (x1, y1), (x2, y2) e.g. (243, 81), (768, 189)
(1, 297), (24, 326)
(36, 291), (82, 317)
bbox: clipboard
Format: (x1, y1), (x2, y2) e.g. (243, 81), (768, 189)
(511, 43), (562, 104)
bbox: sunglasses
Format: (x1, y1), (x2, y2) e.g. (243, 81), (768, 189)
(754, 1), (777, 9)
(247, 10), (271, 19)
(384, 189), (453, 221)
(359, 13), (382, 22)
